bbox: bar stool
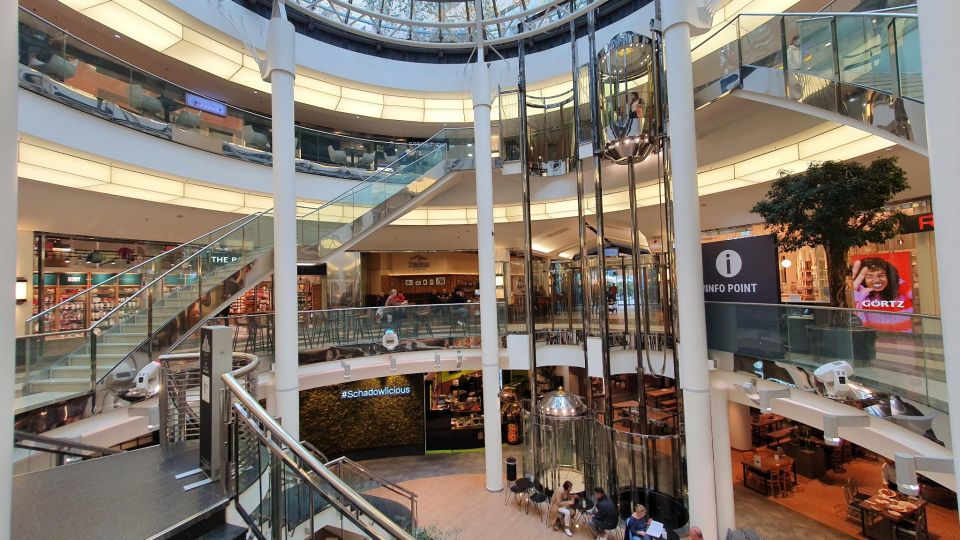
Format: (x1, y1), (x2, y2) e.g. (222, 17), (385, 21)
(778, 464), (793, 495)
(349, 310), (373, 343)
(298, 314), (314, 349)
(765, 469), (782, 497)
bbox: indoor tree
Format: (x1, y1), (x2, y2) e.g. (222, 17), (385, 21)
(751, 157), (908, 309)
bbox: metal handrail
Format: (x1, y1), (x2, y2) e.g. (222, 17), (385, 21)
(222, 369), (415, 540)
(691, 10), (918, 53)
(13, 430), (120, 456)
(26, 212), (255, 327)
(89, 211), (271, 332)
(299, 129), (454, 221)
(325, 456), (419, 499)
(704, 300), (942, 322)
(19, 7), (417, 150)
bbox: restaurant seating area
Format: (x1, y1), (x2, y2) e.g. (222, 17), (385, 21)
(736, 410), (959, 539)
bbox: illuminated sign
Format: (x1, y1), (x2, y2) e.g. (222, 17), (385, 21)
(340, 386), (411, 399)
(185, 92), (227, 117)
(899, 212), (934, 234)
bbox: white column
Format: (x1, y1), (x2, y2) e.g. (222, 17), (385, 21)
(918, 1), (960, 520)
(472, 46), (504, 493)
(710, 382), (736, 536)
(264, 10), (299, 440)
(1, 0), (17, 533)
(662, 4), (721, 538)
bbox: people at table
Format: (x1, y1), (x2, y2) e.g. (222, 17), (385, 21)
(624, 504), (652, 539)
(384, 288), (408, 307)
(547, 480), (576, 537)
(587, 487), (618, 539)
(882, 459), (897, 491)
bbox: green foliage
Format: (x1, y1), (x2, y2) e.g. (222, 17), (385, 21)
(414, 525), (461, 540)
(751, 157), (908, 307)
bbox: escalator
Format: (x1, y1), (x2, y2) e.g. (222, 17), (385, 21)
(15, 128), (472, 417)
(692, 10), (925, 153)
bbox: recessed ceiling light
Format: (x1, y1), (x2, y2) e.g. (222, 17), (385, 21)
(114, 34), (121, 39)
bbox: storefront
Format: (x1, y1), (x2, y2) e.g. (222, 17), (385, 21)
(362, 251), (480, 305)
(692, 198), (939, 315)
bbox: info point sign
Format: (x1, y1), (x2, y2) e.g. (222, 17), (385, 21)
(701, 235), (780, 304)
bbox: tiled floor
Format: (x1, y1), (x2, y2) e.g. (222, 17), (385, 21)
(359, 447), (853, 539)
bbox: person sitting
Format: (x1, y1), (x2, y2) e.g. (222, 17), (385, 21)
(547, 480), (577, 537)
(689, 526), (704, 540)
(587, 487), (618, 539)
(624, 504), (652, 540)
(447, 287), (469, 325)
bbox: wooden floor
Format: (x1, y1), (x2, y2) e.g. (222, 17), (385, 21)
(400, 474), (600, 539)
(731, 451), (960, 540)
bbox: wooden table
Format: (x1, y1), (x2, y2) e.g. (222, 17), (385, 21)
(751, 413), (787, 445)
(763, 426), (796, 446)
(741, 452), (796, 496)
(855, 492), (927, 540)
(645, 388), (675, 407)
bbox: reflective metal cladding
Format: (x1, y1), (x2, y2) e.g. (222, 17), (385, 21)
(596, 32), (658, 164)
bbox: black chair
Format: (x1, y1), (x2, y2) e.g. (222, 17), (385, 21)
(505, 477), (532, 509)
(528, 489), (549, 520)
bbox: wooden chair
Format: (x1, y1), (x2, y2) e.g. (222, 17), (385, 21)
(895, 510), (928, 540)
(778, 464), (794, 495)
(842, 482), (864, 522)
(765, 469), (782, 497)
(848, 477), (870, 502)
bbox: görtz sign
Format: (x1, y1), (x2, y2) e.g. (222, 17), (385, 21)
(701, 235), (780, 303)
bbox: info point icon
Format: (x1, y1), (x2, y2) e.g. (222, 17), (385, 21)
(715, 249), (743, 278)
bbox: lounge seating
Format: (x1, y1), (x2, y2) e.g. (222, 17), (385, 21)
(327, 145), (349, 166)
(127, 84), (163, 116)
(242, 124), (270, 150)
(33, 54), (76, 80)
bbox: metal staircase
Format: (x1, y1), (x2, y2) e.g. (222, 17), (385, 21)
(15, 128), (471, 416)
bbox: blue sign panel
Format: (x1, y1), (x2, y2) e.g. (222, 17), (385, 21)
(185, 92), (227, 117)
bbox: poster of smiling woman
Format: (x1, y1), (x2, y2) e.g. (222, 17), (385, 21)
(850, 251), (914, 333)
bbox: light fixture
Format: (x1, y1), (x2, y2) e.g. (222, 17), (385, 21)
(341, 360), (351, 379)
(389, 354), (397, 373)
(456, 350), (463, 369)
(780, 258), (792, 269)
(495, 275), (504, 287)
(15, 277), (27, 304)
(434, 352), (441, 370)
(822, 414), (870, 446)
(894, 454), (954, 497)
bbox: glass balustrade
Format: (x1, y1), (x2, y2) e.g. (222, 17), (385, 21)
(17, 125), (471, 413)
(18, 7), (426, 178)
(705, 301), (946, 413)
(691, 11), (924, 147)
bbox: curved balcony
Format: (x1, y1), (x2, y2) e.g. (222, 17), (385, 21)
(18, 8), (425, 185)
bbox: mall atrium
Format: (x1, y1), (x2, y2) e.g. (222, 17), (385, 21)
(1, 0), (959, 539)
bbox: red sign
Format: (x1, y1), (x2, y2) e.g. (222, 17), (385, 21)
(899, 212), (934, 234)
(850, 251), (914, 333)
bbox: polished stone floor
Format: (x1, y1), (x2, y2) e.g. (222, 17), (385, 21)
(359, 447), (853, 539)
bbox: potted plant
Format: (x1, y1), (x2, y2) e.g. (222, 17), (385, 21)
(751, 157), (908, 361)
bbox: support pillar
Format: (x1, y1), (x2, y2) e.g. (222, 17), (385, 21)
(1, 0), (16, 532)
(662, 3), (721, 537)
(471, 42), (504, 492)
(918, 2), (960, 522)
(710, 382), (736, 536)
(264, 4), (299, 440)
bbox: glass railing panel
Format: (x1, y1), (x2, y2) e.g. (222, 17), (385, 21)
(836, 15), (895, 94)
(17, 8), (418, 177)
(894, 16), (922, 101)
(705, 302), (946, 413)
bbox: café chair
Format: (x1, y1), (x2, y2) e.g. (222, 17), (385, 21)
(241, 124), (270, 151)
(842, 482), (866, 523)
(528, 488), (550, 521)
(505, 477), (531, 510)
(765, 468), (782, 497)
(128, 84), (163, 116)
(778, 464), (794, 495)
(847, 478), (870, 502)
(357, 152), (376, 169)
(895, 511), (927, 540)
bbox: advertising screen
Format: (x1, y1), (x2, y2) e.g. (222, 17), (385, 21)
(850, 251), (914, 333)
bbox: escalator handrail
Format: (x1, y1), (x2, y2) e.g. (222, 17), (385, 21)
(26, 211), (258, 328)
(88, 210), (272, 333)
(14, 430), (120, 456)
(298, 128), (456, 222)
(222, 369), (415, 540)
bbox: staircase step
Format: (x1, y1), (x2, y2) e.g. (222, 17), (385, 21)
(194, 524), (248, 540)
(26, 378), (94, 393)
(49, 365), (114, 378)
